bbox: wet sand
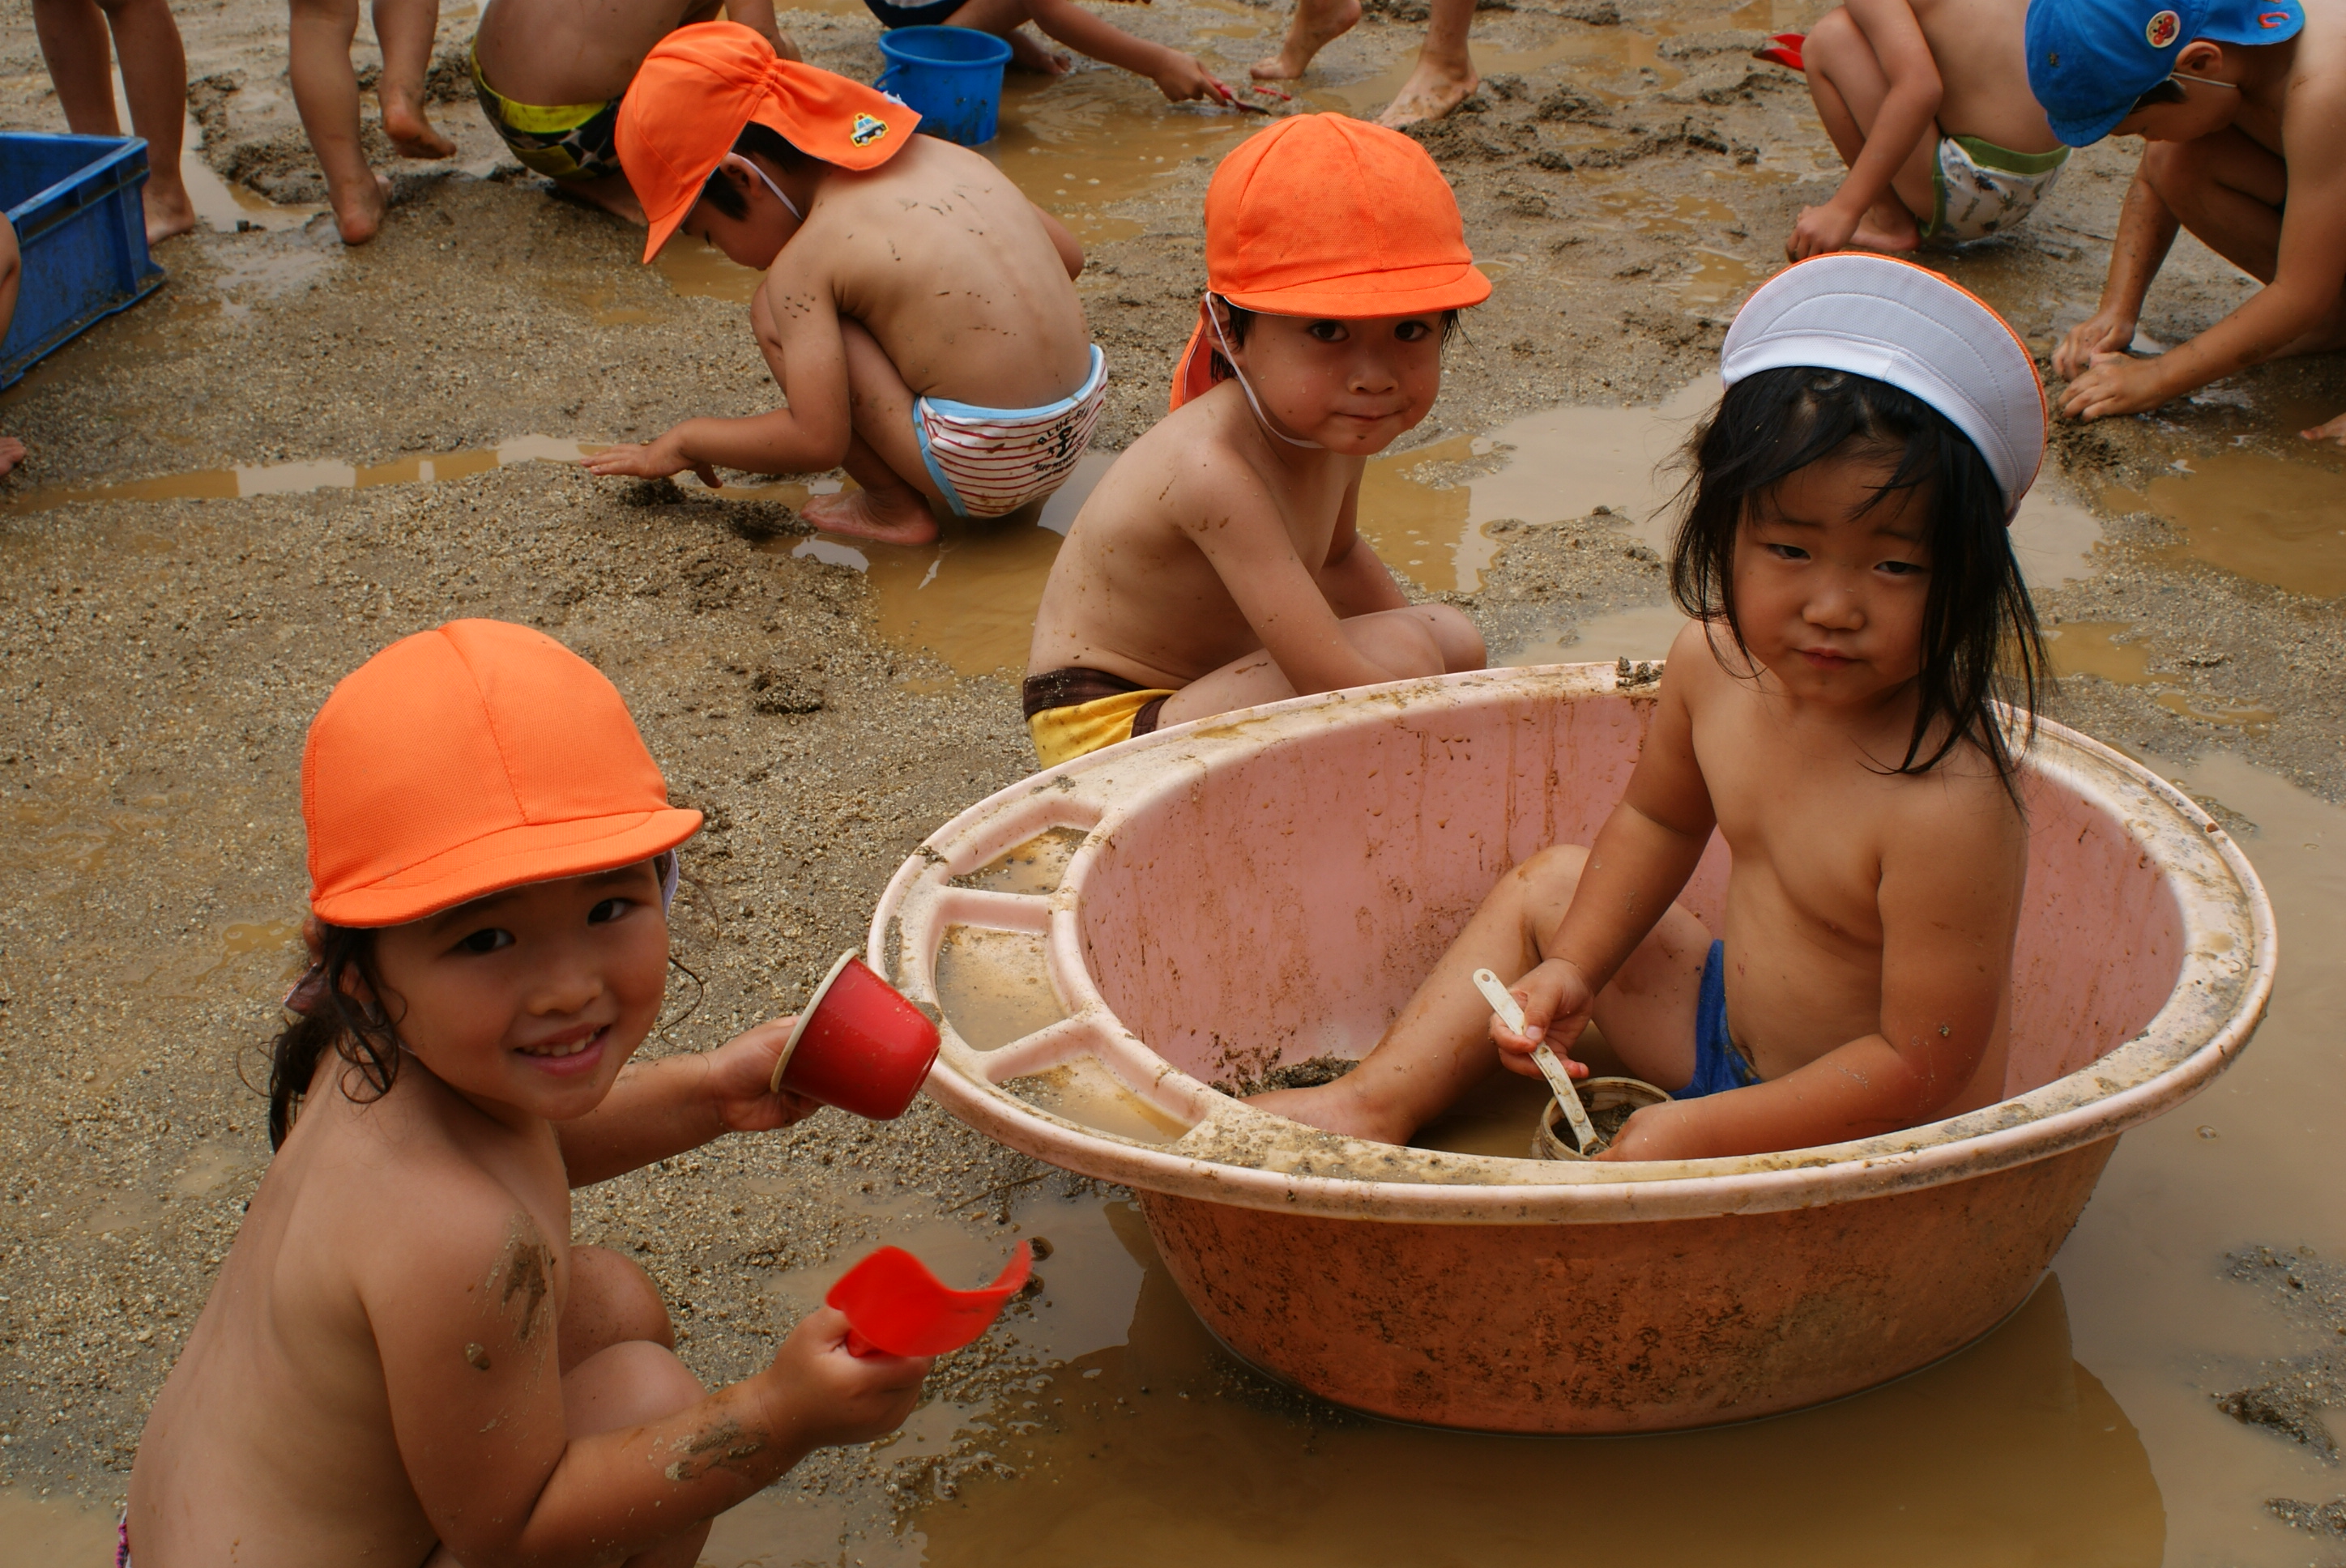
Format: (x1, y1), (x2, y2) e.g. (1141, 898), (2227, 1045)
(1, 0), (2344, 1555)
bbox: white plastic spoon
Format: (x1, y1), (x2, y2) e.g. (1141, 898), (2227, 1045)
(1473, 967), (1603, 1155)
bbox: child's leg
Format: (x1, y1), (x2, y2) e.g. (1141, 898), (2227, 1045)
(2140, 130), (2346, 356)
(105, 0), (196, 241)
(942, 0), (1070, 77)
(757, 310), (945, 546)
(1798, 6), (1938, 250)
(1376, 0), (1477, 129)
(1252, 0), (1359, 83)
(288, 0), (390, 243)
(1252, 845), (1713, 1143)
(370, 0), (454, 159)
(1154, 603), (1484, 727)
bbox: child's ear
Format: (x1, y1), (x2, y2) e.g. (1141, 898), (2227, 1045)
(2176, 38), (2225, 74)
(302, 914), (325, 963)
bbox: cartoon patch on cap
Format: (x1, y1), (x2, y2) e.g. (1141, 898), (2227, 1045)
(851, 113), (889, 148)
(2144, 8), (2180, 46)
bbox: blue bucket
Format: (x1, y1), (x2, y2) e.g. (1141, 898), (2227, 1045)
(876, 26), (1012, 147)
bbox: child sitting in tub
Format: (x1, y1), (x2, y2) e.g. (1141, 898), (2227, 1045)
(1022, 114), (1488, 770)
(583, 25), (1098, 546)
(126, 620), (932, 1565)
(1257, 255), (2050, 1162)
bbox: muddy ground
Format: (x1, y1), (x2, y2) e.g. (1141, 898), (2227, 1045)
(1, 0), (2344, 1547)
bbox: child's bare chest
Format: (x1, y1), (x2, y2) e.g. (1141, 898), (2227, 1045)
(1694, 714), (1889, 945)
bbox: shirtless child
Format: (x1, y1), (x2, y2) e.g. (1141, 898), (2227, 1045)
(128, 621), (929, 1565)
(1258, 256), (2050, 1161)
(1786, 0), (2068, 257)
(470, 0), (796, 223)
(583, 25), (1100, 545)
(1022, 115), (1487, 769)
(2030, 0), (2346, 432)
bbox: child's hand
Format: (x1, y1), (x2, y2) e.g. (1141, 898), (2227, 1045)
(757, 1306), (932, 1451)
(702, 1018), (824, 1134)
(1785, 202), (1861, 262)
(2058, 353), (2167, 421)
(1152, 52), (1237, 105)
(2051, 309), (2136, 380)
(1593, 1100), (1697, 1161)
(582, 431), (721, 489)
(1491, 958), (1595, 1078)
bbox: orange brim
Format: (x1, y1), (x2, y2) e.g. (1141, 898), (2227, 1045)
(1221, 261), (1493, 320)
(312, 807), (704, 927)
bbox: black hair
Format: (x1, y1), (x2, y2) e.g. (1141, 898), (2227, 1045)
(1205, 300), (1465, 382)
(1667, 365), (2045, 793)
(694, 122), (821, 222)
(264, 852), (697, 1149)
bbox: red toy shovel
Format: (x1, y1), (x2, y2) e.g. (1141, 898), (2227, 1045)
(1752, 31), (1805, 70)
(827, 1242), (1033, 1357)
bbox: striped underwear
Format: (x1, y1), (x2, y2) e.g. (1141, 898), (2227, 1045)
(913, 346), (1107, 519)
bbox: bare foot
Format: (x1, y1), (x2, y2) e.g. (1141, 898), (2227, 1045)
(0, 437), (25, 478)
(1252, 0), (1360, 80)
(1377, 58), (1478, 128)
(380, 91), (457, 160)
(802, 486), (941, 546)
(143, 178), (198, 245)
(2303, 411), (2346, 445)
(328, 169), (393, 246)
(1005, 29), (1072, 76)
(1247, 1081), (1411, 1145)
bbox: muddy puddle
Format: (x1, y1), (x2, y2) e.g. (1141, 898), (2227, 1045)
(0, 436), (597, 513)
(2049, 622), (2278, 733)
(690, 751), (2346, 1568)
(2102, 439), (2346, 600)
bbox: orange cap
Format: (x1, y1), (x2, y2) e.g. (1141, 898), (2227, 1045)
(616, 22), (919, 264)
(1171, 114), (1491, 409)
(302, 620), (702, 927)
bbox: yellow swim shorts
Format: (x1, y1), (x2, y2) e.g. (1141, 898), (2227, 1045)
(1023, 667), (1176, 769)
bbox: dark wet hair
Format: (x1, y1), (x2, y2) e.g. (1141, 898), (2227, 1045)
(694, 121), (821, 222)
(264, 853), (696, 1149)
(1668, 365), (2045, 792)
(1206, 301), (1465, 382)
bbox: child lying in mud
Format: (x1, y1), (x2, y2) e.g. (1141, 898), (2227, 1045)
(582, 25), (1099, 546)
(1787, 0), (2068, 256)
(1022, 115), (1487, 769)
(126, 620), (929, 1566)
(1258, 257), (2050, 1162)
(469, 0), (798, 224)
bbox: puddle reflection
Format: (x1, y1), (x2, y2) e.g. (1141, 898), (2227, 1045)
(2104, 445), (2346, 599)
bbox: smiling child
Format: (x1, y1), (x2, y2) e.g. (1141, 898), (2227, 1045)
(126, 620), (931, 1566)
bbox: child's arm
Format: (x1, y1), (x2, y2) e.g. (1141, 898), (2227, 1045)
(2047, 163), (2181, 386)
(1023, 0), (1235, 104)
(377, 1208), (928, 1566)
(556, 1020), (818, 1186)
(584, 264), (853, 483)
(1184, 471), (1425, 695)
(2061, 91), (2346, 418)
(1789, 0), (1942, 259)
(719, 0), (800, 60)
(1595, 782), (2024, 1162)
(1503, 658), (1718, 1055)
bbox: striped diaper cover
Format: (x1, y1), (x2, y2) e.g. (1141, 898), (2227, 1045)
(913, 346), (1107, 519)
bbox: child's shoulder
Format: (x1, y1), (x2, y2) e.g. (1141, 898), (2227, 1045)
(1090, 392), (1286, 530)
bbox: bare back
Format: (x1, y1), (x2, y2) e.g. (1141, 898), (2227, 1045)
(474, 0), (735, 104)
(1903, 0), (2061, 151)
(782, 137), (1092, 409)
(1028, 382), (1366, 686)
(128, 1067), (574, 1566)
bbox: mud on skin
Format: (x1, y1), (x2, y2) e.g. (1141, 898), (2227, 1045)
(0, 0), (2342, 1545)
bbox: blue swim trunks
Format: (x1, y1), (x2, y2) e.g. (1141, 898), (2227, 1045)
(1680, 940), (1760, 1099)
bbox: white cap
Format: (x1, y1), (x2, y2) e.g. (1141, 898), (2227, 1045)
(1719, 254), (2045, 518)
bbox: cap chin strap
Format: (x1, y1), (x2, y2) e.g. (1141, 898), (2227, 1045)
(727, 154), (804, 224)
(1209, 294), (1324, 451)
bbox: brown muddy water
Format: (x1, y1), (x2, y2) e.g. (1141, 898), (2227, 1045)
(684, 749), (2346, 1568)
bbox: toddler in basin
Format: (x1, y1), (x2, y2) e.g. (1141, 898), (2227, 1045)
(1259, 255), (2050, 1162)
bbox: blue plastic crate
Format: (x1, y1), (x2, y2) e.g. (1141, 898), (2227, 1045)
(0, 131), (165, 389)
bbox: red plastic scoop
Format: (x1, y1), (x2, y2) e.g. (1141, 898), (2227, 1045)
(826, 1242), (1033, 1357)
(1752, 32), (1805, 70)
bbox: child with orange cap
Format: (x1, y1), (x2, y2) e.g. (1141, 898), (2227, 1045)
(1022, 114), (1487, 769)
(583, 23), (1102, 545)
(126, 619), (932, 1566)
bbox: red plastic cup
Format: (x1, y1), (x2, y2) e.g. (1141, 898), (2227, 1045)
(768, 951), (941, 1120)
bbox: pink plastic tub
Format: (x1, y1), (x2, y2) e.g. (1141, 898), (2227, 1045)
(872, 664), (2273, 1432)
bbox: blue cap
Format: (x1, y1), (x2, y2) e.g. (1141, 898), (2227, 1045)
(2026, 0), (2303, 147)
